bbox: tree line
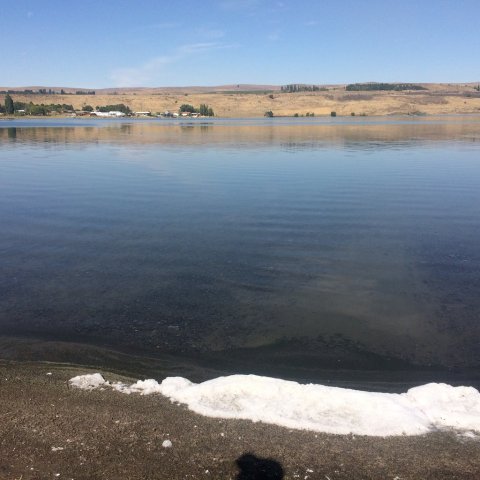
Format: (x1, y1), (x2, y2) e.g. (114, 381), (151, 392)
(179, 104), (214, 116)
(281, 84), (328, 93)
(2, 95), (74, 115)
(2, 95), (135, 116)
(345, 83), (427, 91)
(0, 89), (95, 95)
(96, 103), (131, 114)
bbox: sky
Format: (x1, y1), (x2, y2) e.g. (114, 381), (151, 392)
(1, 0), (479, 88)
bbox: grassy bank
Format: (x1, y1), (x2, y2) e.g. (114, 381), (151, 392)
(3, 83), (480, 118)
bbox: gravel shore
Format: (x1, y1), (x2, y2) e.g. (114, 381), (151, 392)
(1, 361), (479, 480)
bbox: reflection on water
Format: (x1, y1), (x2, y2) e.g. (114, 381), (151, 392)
(2, 116), (480, 149)
(1, 118), (480, 388)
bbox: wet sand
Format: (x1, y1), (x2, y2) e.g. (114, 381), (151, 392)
(1, 361), (479, 480)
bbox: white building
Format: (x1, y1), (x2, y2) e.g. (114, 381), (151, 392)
(93, 111), (126, 117)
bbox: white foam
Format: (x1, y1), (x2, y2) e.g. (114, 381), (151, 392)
(68, 373), (480, 437)
(69, 373), (106, 390)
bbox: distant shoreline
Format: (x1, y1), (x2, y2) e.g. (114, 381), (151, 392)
(3, 112), (480, 121)
(2, 83), (480, 118)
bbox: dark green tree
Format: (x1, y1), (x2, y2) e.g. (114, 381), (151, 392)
(264, 110), (273, 117)
(97, 103), (131, 114)
(5, 94), (14, 114)
(83, 105), (94, 112)
(27, 104), (47, 115)
(179, 104), (196, 113)
(198, 104), (214, 116)
(13, 101), (26, 110)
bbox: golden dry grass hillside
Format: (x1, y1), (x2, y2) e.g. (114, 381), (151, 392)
(3, 83), (480, 117)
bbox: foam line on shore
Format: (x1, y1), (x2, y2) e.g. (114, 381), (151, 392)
(69, 373), (480, 437)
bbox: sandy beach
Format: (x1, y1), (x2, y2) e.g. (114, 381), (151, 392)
(1, 361), (479, 480)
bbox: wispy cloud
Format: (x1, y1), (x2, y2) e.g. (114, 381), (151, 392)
(305, 20), (318, 27)
(219, 0), (259, 10)
(196, 27), (225, 39)
(267, 32), (280, 42)
(110, 43), (237, 87)
(134, 21), (181, 32)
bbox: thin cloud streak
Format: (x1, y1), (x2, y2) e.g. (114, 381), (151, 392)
(196, 27), (226, 39)
(218, 0), (259, 10)
(132, 22), (181, 32)
(110, 43), (238, 87)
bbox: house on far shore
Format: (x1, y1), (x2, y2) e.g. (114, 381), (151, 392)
(91, 111), (126, 117)
(134, 111), (151, 117)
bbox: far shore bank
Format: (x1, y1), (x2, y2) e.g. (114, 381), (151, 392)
(1, 361), (480, 480)
(3, 83), (480, 119)
(3, 112), (480, 120)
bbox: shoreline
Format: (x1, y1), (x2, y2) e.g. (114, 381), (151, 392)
(3, 112), (480, 120)
(2, 335), (480, 394)
(1, 360), (480, 479)
(3, 85), (480, 119)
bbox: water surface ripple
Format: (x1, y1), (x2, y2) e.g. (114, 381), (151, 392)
(1, 118), (480, 389)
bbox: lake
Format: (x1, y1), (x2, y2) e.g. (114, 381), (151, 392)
(1, 117), (480, 391)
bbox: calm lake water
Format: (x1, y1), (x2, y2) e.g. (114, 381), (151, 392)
(1, 117), (480, 390)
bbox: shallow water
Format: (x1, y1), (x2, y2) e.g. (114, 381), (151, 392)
(1, 117), (480, 388)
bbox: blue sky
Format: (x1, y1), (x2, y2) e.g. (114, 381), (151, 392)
(1, 0), (479, 88)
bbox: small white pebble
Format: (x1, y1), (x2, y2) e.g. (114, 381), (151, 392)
(220, 432), (225, 437)
(51, 447), (64, 452)
(46, 372), (52, 376)
(162, 439), (172, 448)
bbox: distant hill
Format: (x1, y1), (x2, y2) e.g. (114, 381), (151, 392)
(0, 84), (283, 94)
(2, 82), (480, 95)
(2, 82), (480, 117)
